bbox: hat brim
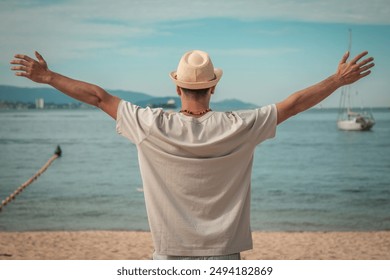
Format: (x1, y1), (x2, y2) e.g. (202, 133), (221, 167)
(169, 68), (223, 90)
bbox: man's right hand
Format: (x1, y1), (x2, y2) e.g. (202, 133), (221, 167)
(10, 51), (120, 119)
(10, 51), (52, 84)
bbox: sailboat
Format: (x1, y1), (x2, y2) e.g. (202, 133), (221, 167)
(337, 29), (375, 131)
(337, 89), (375, 131)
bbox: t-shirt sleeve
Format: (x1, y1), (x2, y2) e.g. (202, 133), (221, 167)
(116, 100), (160, 144)
(240, 104), (277, 146)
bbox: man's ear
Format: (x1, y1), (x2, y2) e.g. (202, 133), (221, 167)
(210, 86), (216, 94)
(176, 86), (182, 96)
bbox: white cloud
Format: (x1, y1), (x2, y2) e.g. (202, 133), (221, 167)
(0, 1), (163, 63)
(3, 0), (386, 61)
(69, 0), (390, 24)
(95, 0), (388, 24)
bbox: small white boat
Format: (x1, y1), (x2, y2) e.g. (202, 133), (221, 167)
(337, 110), (375, 131)
(337, 89), (375, 131)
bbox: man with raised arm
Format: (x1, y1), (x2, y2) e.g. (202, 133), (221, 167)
(10, 50), (374, 259)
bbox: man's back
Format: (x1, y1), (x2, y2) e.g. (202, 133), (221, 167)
(116, 100), (277, 256)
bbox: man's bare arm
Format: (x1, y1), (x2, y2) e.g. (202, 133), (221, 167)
(276, 51), (375, 125)
(10, 51), (120, 119)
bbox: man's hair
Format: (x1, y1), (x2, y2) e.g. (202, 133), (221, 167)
(180, 87), (210, 96)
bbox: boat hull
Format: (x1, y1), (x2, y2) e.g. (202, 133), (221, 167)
(337, 119), (375, 131)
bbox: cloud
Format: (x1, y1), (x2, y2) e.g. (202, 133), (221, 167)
(0, 1), (163, 62)
(2, 0), (390, 26)
(85, 0), (389, 24)
(70, 0), (390, 24)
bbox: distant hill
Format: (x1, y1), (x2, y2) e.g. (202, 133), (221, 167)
(0, 85), (259, 111)
(212, 98), (258, 111)
(0, 85), (152, 104)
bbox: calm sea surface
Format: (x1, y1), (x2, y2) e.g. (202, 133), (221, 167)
(0, 108), (389, 231)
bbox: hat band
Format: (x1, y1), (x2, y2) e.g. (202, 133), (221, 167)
(175, 74), (217, 83)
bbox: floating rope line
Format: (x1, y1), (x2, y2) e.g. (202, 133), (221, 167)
(0, 145), (62, 212)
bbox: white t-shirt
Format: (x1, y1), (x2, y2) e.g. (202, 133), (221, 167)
(116, 100), (277, 256)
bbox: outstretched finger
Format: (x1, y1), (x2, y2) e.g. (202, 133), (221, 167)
(14, 71), (29, 78)
(10, 65), (27, 72)
(35, 51), (46, 65)
(10, 59), (30, 66)
(358, 62), (375, 73)
(359, 70), (371, 79)
(357, 56), (374, 68)
(340, 51), (350, 64)
(14, 54), (34, 63)
(351, 51), (369, 64)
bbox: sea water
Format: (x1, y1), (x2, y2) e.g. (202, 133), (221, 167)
(0, 108), (389, 231)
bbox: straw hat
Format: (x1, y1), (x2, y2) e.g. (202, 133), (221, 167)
(169, 50), (223, 90)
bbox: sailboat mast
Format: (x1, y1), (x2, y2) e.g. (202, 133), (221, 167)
(346, 29), (352, 114)
(338, 29), (353, 120)
(348, 28), (352, 52)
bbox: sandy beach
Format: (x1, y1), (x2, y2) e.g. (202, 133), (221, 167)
(0, 231), (389, 260)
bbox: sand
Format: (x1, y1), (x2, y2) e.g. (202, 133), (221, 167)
(0, 231), (389, 260)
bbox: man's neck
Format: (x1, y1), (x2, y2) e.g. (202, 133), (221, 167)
(180, 97), (211, 117)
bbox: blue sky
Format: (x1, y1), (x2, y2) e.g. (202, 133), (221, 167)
(1, 0), (389, 107)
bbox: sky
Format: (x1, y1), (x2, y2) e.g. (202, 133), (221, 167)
(0, 0), (389, 107)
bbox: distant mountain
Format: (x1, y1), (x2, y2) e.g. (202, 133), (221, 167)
(0, 85), (152, 104)
(0, 85), (259, 111)
(212, 98), (258, 111)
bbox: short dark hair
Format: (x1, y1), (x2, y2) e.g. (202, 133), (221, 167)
(180, 87), (210, 96)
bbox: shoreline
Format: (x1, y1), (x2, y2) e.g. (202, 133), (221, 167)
(1, 231), (389, 260)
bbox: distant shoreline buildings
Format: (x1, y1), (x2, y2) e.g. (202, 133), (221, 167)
(35, 98), (44, 109)
(0, 98), (178, 110)
(0, 99), (93, 110)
